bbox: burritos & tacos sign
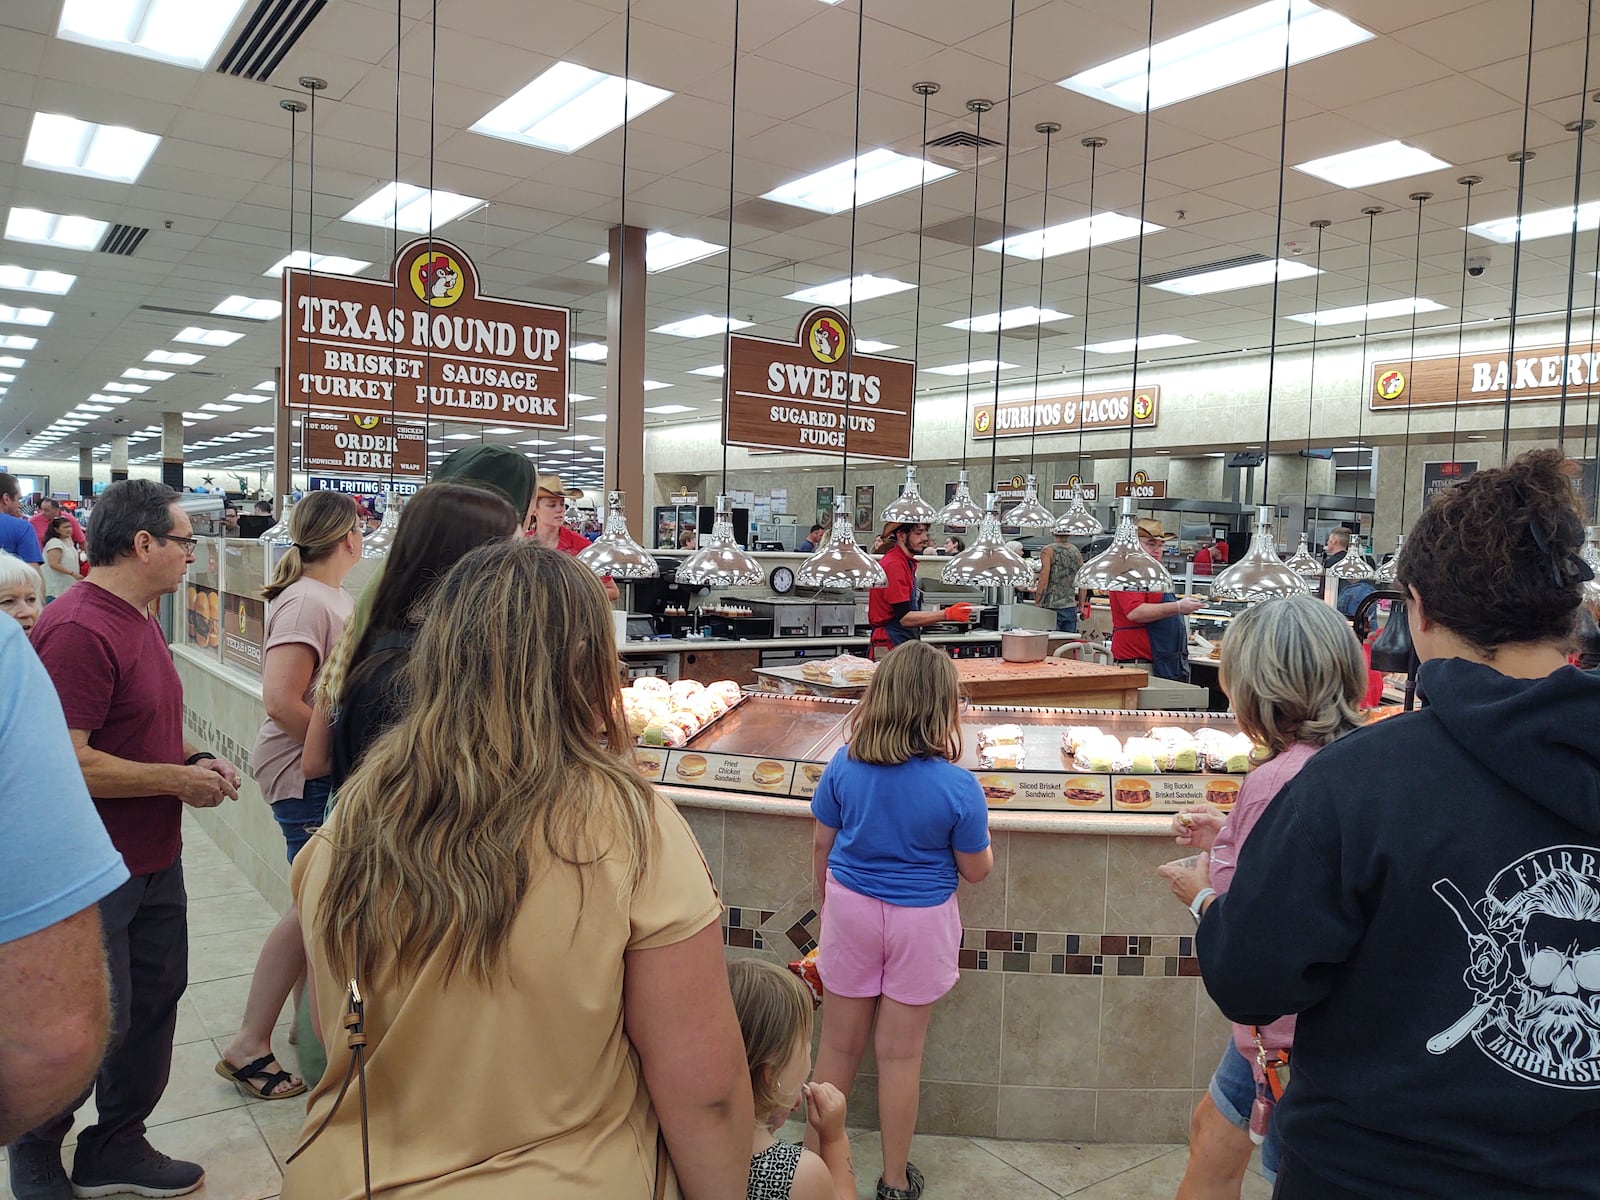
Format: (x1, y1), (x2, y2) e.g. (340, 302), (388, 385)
(282, 237), (570, 429)
(972, 385), (1159, 439)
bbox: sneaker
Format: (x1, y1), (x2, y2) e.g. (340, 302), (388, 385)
(7, 1144), (72, 1200)
(70, 1146), (204, 1199)
(876, 1161), (925, 1200)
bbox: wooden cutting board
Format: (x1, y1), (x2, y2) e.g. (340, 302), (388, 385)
(955, 657), (1147, 710)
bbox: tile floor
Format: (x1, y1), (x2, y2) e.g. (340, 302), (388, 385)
(3, 819), (1273, 1200)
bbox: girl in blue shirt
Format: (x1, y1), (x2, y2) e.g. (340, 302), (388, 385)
(808, 641), (993, 1200)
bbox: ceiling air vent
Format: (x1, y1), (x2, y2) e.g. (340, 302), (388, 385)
(217, 0), (327, 82)
(924, 129), (1005, 171)
(98, 225), (148, 256)
(1135, 253), (1270, 287)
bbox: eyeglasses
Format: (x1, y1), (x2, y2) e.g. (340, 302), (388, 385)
(157, 533), (199, 555)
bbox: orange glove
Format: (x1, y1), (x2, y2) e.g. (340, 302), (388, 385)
(944, 602), (973, 623)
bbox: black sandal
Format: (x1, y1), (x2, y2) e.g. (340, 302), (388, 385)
(214, 1053), (307, 1100)
(876, 1161), (925, 1200)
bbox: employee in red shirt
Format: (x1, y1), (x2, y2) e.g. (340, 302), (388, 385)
(527, 474), (620, 601)
(1109, 518), (1204, 681)
(867, 520), (970, 659)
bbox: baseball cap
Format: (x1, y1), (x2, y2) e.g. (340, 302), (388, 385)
(434, 445), (536, 514)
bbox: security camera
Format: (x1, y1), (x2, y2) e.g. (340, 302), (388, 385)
(1467, 255), (1490, 278)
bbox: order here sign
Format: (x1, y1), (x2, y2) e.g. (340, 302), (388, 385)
(302, 412), (426, 477)
(282, 237), (570, 430)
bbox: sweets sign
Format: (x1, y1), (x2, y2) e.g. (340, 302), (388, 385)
(725, 308), (914, 460)
(973, 385), (1159, 439)
(282, 237), (569, 430)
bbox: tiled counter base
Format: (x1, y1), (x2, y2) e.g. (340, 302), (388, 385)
(675, 794), (1231, 1144)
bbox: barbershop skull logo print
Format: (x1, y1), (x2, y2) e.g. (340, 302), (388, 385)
(1431, 846), (1600, 1088)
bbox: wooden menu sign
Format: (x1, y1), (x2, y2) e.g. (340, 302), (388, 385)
(725, 307), (914, 460)
(1371, 340), (1600, 410)
(1114, 471), (1166, 499)
(973, 385), (1159, 439)
(302, 412), (426, 478)
(283, 237), (570, 429)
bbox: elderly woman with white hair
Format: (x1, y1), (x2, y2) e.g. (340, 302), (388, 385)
(0, 550), (42, 632)
(1154, 594), (1369, 1197)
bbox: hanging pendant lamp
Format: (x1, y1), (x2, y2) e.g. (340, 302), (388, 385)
(1053, 485), (1102, 536)
(1004, 474), (1055, 530)
(361, 491), (401, 559)
(798, 496), (887, 589)
(1372, 534), (1403, 585)
(1078, 495), (1172, 592)
(1211, 506), (1308, 602)
(937, 468), (986, 529)
(881, 464), (937, 525)
(1061, 135), (1109, 538)
(579, 491), (659, 579)
(678, 493), (765, 587)
(941, 493), (1031, 587)
(258, 494), (296, 547)
(940, 97), (993, 528)
(1284, 532), (1324, 578)
(1329, 532), (1377, 581)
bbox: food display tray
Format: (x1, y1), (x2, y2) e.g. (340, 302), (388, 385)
(636, 695), (1250, 812)
(751, 664), (869, 697)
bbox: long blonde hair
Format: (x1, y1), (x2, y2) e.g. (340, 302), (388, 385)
(849, 640), (962, 765)
(728, 959), (813, 1122)
(313, 541), (654, 986)
(261, 491), (357, 601)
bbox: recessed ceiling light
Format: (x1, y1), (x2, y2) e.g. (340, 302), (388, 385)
(0, 373), (13, 383)
(0, 356), (23, 368)
(653, 315), (754, 338)
(764, 149), (955, 214)
(471, 61), (672, 154)
(1082, 333), (1197, 353)
(444, 432), (478, 441)
(24, 113), (161, 184)
(519, 437), (554, 446)
(855, 339), (897, 352)
(687, 364), (725, 378)
(0, 336), (36, 350)
(983, 213), (1161, 260)
(89, 394), (130, 404)
(946, 306), (1072, 333)
(4, 207), (108, 252)
(1466, 433), (1488, 440)
(1293, 140), (1450, 189)
(263, 251), (371, 278)
(100, 382), (147, 394)
(1288, 297), (1445, 325)
(341, 182), (487, 232)
(562, 433), (598, 442)
(578, 413), (608, 422)
(784, 275), (915, 305)
(76, 404), (115, 414)
(123, 367), (173, 380)
(571, 341), (608, 361)
(212, 295), (281, 320)
(589, 231), (725, 273)
(200, 402), (241, 412)
(0, 305), (52, 327)
(1150, 258), (1320, 296)
(1058, 0), (1373, 113)
(56, 0), (250, 69)
(254, 379), (275, 391)
(921, 360), (1020, 376)
(0, 265), (76, 295)
(642, 380), (672, 391)
(182, 411), (217, 421)
(1469, 201), (1600, 245)
(146, 349), (203, 364)
(645, 403), (696, 414)
(173, 326), (244, 346)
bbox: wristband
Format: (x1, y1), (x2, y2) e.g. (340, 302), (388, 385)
(185, 752), (217, 766)
(1189, 887), (1217, 924)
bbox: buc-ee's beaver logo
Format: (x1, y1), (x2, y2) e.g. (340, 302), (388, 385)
(1377, 369), (1407, 401)
(409, 250), (464, 307)
(1133, 392), (1155, 420)
(351, 413), (382, 431)
(974, 409), (992, 434)
(807, 315), (846, 364)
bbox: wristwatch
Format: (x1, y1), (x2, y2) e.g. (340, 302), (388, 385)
(1189, 887), (1216, 925)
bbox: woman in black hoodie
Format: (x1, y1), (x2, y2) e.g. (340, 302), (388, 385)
(1197, 449), (1600, 1200)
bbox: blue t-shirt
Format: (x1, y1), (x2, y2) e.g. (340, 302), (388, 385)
(0, 617), (128, 944)
(0, 512), (42, 563)
(810, 747), (990, 907)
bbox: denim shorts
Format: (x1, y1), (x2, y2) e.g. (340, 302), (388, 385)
(1054, 608), (1079, 633)
(1207, 1040), (1281, 1183)
(272, 776), (334, 864)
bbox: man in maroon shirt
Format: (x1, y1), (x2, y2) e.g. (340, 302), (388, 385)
(8, 480), (241, 1200)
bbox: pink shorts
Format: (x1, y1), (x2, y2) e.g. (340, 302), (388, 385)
(817, 871), (962, 1006)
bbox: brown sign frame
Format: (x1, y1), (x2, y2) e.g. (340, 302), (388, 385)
(1370, 340), (1600, 410)
(1114, 472), (1166, 499)
(973, 385), (1160, 439)
(302, 412), (427, 478)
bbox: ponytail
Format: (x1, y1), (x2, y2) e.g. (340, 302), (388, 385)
(261, 491), (359, 601)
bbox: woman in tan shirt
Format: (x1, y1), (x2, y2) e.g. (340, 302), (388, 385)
(286, 542), (751, 1198)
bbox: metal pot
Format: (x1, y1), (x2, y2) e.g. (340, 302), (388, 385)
(1000, 628), (1049, 663)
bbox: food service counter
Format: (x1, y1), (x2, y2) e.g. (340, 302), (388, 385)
(171, 646), (1240, 1146)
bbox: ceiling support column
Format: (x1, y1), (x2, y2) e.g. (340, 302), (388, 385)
(111, 434), (129, 483)
(78, 445), (93, 500)
(162, 411), (184, 490)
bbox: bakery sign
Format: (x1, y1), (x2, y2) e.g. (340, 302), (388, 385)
(282, 236), (569, 429)
(1371, 340), (1600, 410)
(302, 412), (426, 478)
(973, 385), (1159, 439)
(724, 307), (914, 460)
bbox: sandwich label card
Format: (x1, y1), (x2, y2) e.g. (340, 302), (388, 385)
(1111, 773), (1241, 813)
(663, 751), (795, 795)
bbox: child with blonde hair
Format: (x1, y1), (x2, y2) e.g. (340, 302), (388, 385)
(729, 959), (854, 1200)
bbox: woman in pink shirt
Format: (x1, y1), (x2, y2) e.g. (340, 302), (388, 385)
(1156, 595), (1368, 1198)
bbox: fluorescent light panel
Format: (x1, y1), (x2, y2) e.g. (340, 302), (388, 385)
(0, 265), (75, 294)
(102, 381), (147, 392)
(855, 339), (898, 352)
(1082, 333), (1197, 353)
(1287, 297), (1445, 325)
(589, 231), (724, 272)
(471, 61), (672, 154)
(1469, 200), (1600, 245)
(56, 0), (251, 69)
(264, 251), (370, 278)
(570, 341), (607, 361)
(4, 208), (108, 252)
(1293, 139), (1449, 188)
(0, 305), (53, 327)
(24, 113), (160, 183)
(652, 315), (753, 338)
(0, 336), (36, 350)
(688, 364), (724, 377)
(983, 213), (1160, 260)
(341, 182), (487, 232)
(1150, 258), (1320, 296)
(1058, 0), (1374, 113)
(578, 413), (608, 422)
(173, 326), (244, 346)
(146, 349), (202, 364)
(645, 404), (695, 414)
(784, 275), (915, 305)
(212, 295), (281, 320)
(642, 380), (671, 391)
(763, 149), (956, 214)
(921, 360), (1020, 376)
(123, 367), (173, 380)
(947, 306), (1071, 333)
(0, 356), (23, 367)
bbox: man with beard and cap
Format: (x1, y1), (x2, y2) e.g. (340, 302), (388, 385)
(866, 520), (969, 660)
(1195, 449), (1600, 1200)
